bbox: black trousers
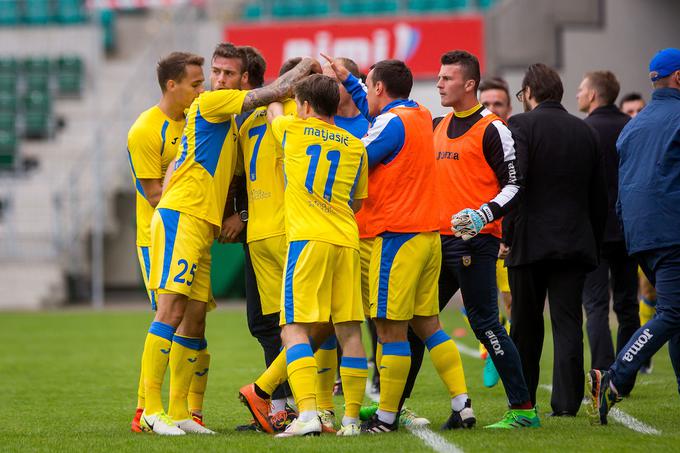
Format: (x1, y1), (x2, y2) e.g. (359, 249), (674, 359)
(582, 241), (640, 370)
(509, 260), (587, 415)
(243, 243), (291, 400)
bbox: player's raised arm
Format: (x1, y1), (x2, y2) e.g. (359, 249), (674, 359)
(242, 57), (321, 112)
(321, 53), (370, 121)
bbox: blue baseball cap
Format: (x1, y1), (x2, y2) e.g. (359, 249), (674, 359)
(649, 48), (680, 81)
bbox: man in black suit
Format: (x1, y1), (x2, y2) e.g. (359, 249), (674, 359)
(576, 71), (640, 381)
(504, 63), (607, 416)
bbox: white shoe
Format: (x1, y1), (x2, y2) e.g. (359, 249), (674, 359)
(399, 407), (430, 428)
(318, 409), (336, 433)
(174, 418), (215, 434)
(140, 411), (185, 436)
(336, 423), (361, 436)
(275, 417), (322, 438)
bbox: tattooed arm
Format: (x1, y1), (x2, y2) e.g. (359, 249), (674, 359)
(242, 57), (321, 112)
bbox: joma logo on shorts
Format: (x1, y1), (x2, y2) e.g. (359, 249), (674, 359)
(485, 330), (504, 356)
(623, 329), (654, 362)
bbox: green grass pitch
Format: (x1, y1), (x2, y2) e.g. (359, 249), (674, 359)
(1, 304), (678, 452)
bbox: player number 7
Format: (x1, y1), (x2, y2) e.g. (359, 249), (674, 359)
(305, 145), (340, 202)
(248, 124), (267, 181)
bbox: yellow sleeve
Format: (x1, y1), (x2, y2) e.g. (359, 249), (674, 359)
(271, 115), (295, 144)
(128, 124), (162, 179)
(282, 98), (297, 116)
(354, 149), (369, 200)
(197, 89), (249, 123)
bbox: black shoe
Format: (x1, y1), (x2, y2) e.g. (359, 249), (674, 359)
(361, 413), (398, 434)
(441, 398), (476, 430)
(547, 411), (576, 417)
(235, 419), (262, 432)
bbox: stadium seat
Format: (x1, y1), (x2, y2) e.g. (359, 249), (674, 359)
(0, 93), (17, 114)
(0, 112), (15, 131)
(57, 0), (86, 23)
(431, 0), (470, 11)
(25, 73), (50, 92)
(0, 74), (17, 93)
(339, 0), (362, 15)
(477, 0), (496, 9)
(311, 0), (330, 16)
(24, 110), (49, 138)
(23, 90), (51, 112)
(242, 2), (262, 20)
(23, 0), (54, 25)
(0, 58), (18, 76)
(57, 56), (83, 96)
(0, 129), (17, 168)
(0, 0), (21, 25)
(23, 57), (51, 75)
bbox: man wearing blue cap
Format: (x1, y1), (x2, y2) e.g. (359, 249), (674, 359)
(587, 48), (680, 425)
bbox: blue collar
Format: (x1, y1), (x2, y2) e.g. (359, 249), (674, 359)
(381, 98), (418, 115)
(652, 87), (680, 101)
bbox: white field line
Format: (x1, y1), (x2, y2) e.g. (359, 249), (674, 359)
(539, 384), (661, 435)
(365, 382), (465, 453)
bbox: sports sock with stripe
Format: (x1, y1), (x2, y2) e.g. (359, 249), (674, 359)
(286, 343), (318, 413)
(188, 338), (210, 416)
(168, 334), (201, 421)
(426, 329), (468, 397)
(378, 341), (410, 415)
(314, 335), (338, 411)
(142, 321), (175, 415)
(340, 356), (368, 420)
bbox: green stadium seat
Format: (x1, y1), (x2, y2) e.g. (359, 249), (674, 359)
(408, 0), (431, 13)
(23, 90), (51, 112)
(272, 0), (292, 17)
(0, 112), (15, 131)
(0, 58), (18, 75)
(339, 0), (362, 15)
(432, 0), (470, 10)
(242, 2), (262, 20)
(58, 72), (81, 96)
(477, 0), (495, 9)
(24, 110), (50, 138)
(311, 0), (330, 16)
(0, 129), (17, 167)
(100, 9), (116, 54)
(57, 0), (86, 23)
(23, 0), (54, 25)
(25, 73), (50, 92)
(0, 93), (17, 113)
(0, 74), (17, 92)
(23, 57), (51, 75)
(57, 55), (83, 74)
(0, 0), (21, 25)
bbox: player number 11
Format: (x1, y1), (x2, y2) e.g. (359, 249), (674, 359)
(305, 144), (340, 202)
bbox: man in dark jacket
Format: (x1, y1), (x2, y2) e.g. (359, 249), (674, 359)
(504, 63), (607, 416)
(576, 71), (640, 378)
(588, 48), (680, 425)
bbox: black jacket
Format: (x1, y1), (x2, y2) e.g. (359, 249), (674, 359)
(503, 101), (607, 269)
(584, 105), (630, 244)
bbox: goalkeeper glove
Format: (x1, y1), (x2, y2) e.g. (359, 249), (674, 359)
(451, 204), (493, 240)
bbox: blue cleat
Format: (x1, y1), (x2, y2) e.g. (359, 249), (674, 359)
(483, 355), (500, 388)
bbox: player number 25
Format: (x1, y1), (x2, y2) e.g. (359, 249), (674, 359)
(174, 259), (196, 286)
(305, 144), (340, 202)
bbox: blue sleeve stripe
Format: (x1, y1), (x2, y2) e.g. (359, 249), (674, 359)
(172, 334), (202, 350)
(160, 120), (169, 156)
(158, 208), (180, 289)
(199, 338), (208, 350)
(319, 335), (338, 350)
(175, 134), (188, 169)
(362, 113), (405, 168)
(343, 73), (372, 122)
(286, 342), (314, 365)
(425, 329), (451, 351)
(341, 356), (368, 369)
(148, 321), (175, 341)
(284, 240), (309, 324)
(127, 148), (146, 198)
(377, 233), (416, 318)
(382, 341), (411, 356)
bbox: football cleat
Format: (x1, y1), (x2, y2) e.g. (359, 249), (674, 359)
(441, 399), (476, 430)
(361, 413), (398, 434)
(319, 409), (337, 433)
(399, 407), (430, 428)
(239, 383), (273, 433)
(235, 419), (262, 432)
(274, 417), (322, 438)
(191, 411), (204, 426)
(483, 356), (500, 388)
(586, 369), (621, 425)
(139, 411), (186, 436)
(359, 402), (378, 421)
(484, 408), (540, 429)
(337, 423), (361, 436)
(131, 407), (147, 433)
(270, 406), (297, 433)
(174, 418), (215, 434)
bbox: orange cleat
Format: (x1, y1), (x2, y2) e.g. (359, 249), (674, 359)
(239, 383), (273, 433)
(131, 407), (146, 433)
(191, 411), (205, 427)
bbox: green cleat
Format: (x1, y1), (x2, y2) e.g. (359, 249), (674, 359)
(484, 408), (541, 429)
(359, 402), (379, 421)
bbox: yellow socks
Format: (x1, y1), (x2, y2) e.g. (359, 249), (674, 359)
(142, 321), (175, 415)
(376, 340), (383, 371)
(255, 348), (288, 397)
(286, 343), (317, 413)
(340, 356), (368, 420)
(640, 297), (657, 325)
(188, 338), (210, 416)
(168, 335), (201, 421)
(426, 330), (468, 397)
(314, 335), (338, 411)
(378, 341), (410, 413)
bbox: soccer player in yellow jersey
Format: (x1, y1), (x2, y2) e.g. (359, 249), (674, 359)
(139, 43), (322, 435)
(126, 51), (205, 433)
(265, 74), (369, 437)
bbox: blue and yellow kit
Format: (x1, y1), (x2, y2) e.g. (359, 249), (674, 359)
(127, 105), (186, 308)
(270, 114), (368, 325)
(148, 89), (248, 305)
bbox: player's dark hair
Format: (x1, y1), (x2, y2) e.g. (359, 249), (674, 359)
(279, 57), (302, 76)
(585, 70), (620, 105)
(521, 63), (564, 103)
(441, 50), (481, 91)
(338, 57), (361, 79)
(294, 74), (339, 117)
(479, 77), (510, 104)
(618, 92), (645, 109)
(212, 42), (247, 74)
(239, 45), (266, 88)
(156, 51), (204, 93)
(369, 59), (413, 99)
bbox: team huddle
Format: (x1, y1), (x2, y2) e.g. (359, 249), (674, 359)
(127, 42), (575, 437)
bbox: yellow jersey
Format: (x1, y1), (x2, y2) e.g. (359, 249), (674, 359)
(271, 115), (368, 250)
(238, 99), (296, 243)
(127, 105), (185, 246)
(158, 89), (248, 229)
